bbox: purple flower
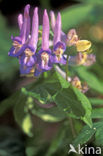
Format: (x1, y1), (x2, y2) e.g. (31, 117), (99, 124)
(66, 53), (96, 66)
(50, 11), (67, 43)
(20, 7), (39, 75)
(8, 4), (30, 57)
(67, 29), (78, 46)
(34, 9), (53, 76)
(18, 14), (23, 31)
(8, 4), (95, 79)
(20, 64), (35, 75)
(53, 13), (66, 64)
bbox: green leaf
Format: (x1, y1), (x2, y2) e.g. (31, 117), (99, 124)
(91, 108), (103, 119)
(26, 81), (62, 104)
(93, 121), (103, 146)
(73, 120), (103, 147)
(89, 98), (103, 105)
(72, 87), (92, 127)
(55, 86), (85, 117)
(13, 92), (33, 136)
(80, 0), (103, 4)
(73, 125), (96, 147)
(55, 71), (70, 88)
(55, 86), (92, 127)
(76, 67), (103, 94)
(31, 101), (67, 122)
(95, 125), (103, 145)
(21, 87), (43, 103)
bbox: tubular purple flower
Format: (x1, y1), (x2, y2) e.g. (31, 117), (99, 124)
(50, 11), (66, 43)
(34, 10), (53, 75)
(53, 12), (61, 45)
(53, 12), (66, 64)
(50, 11), (56, 32)
(18, 14), (23, 30)
(26, 9), (30, 41)
(67, 53), (96, 66)
(20, 64), (35, 75)
(19, 7), (39, 75)
(42, 9), (49, 50)
(20, 7), (38, 68)
(8, 4), (30, 57)
(28, 7), (39, 51)
(20, 4), (30, 44)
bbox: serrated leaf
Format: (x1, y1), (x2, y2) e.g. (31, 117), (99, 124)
(55, 86), (92, 127)
(95, 127), (103, 145)
(93, 121), (103, 146)
(73, 125), (96, 147)
(55, 86), (85, 117)
(72, 87), (92, 127)
(73, 120), (103, 147)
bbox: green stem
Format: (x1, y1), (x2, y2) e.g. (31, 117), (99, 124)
(65, 55), (76, 138)
(66, 55), (69, 81)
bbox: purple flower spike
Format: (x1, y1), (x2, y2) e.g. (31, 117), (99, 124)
(18, 14), (23, 30)
(42, 9), (49, 50)
(29, 7), (39, 51)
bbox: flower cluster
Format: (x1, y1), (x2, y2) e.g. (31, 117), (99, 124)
(8, 4), (95, 79)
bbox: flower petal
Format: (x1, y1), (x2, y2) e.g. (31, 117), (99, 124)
(29, 7), (39, 50)
(53, 12), (61, 45)
(42, 9), (49, 50)
(18, 14), (23, 30)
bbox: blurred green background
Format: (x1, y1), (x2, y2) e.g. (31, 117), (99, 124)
(0, 0), (103, 155)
